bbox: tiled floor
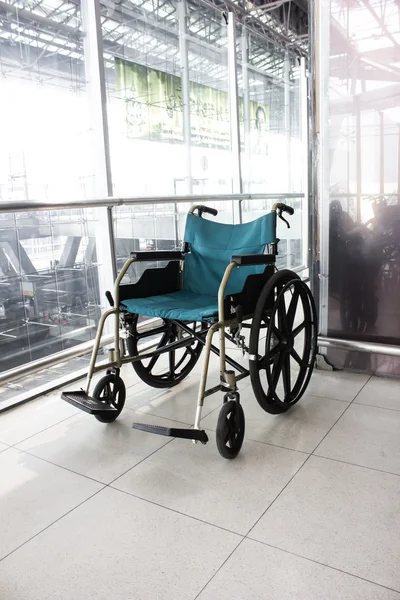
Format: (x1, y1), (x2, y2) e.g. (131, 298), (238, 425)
(1, 358), (400, 599)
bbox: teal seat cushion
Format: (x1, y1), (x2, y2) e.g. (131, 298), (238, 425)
(183, 212), (276, 297)
(119, 211), (277, 322)
(120, 290), (218, 321)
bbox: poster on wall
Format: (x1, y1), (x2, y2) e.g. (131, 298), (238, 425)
(115, 57), (269, 153)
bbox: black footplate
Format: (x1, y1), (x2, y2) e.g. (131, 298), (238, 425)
(132, 422), (208, 444)
(61, 390), (116, 416)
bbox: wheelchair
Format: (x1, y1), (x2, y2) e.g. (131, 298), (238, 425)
(61, 203), (317, 459)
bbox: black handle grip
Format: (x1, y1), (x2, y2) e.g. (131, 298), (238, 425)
(279, 203), (294, 215)
(196, 205), (218, 217)
(105, 291), (114, 307)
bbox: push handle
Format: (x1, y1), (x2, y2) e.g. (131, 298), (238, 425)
(105, 291), (114, 307)
(190, 205), (218, 218)
(272, 202), (294, 216)
(272, 202), (294, 228)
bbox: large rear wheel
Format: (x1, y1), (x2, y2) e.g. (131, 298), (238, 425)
(126, 319), (203, 388)
(249, 271), (317, 414)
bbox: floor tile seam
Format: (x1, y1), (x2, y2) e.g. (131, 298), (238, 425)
(9, 446), (106, 485)
(207, 428), (311, 455)
(350, 374), (372, 403)
(192, 537), (247, 600)
(0, 486), (106, 565)
(131, 400), (222, 425)
(310, 400), (354, 456)
(303, 392), (363, 404)
(240, 436), (311, 455)
(106, 436), (179, 486)
(126, 406), (193, 426)
(244, 453), (312, 538)
(245, 538), (400, 596)
(106, 484), (245, 538)
(6, 411), (82, 448)
(312, 452), (400, 479)
(194, 426), (311, 456)
(353, 400), (400, 414)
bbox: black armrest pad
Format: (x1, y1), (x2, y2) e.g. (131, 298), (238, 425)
(130, 251), (184, 261)
(231, 254), (276, 266)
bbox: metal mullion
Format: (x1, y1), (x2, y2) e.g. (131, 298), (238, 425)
(227, 12), (243, 209)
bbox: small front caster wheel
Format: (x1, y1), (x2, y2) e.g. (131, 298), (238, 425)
(216, 399), (245, 459)
(93, 374), (126, 423)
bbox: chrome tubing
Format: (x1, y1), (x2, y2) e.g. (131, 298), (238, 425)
(0, 193), (304, 214)
(318, 336), (400, 357)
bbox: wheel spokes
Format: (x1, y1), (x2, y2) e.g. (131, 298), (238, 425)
(101, 383), (112, 399)
(266, 342), (282, 365)
(282, 353), (291, 398)
(278, 298), (288, 336)
(223, 422), (231, 445)
(146, 352), (161, 373)
(287, 289), (299, 331)
(169, 350), (176, 377)
(291, 347), (305, 367)
(146, 331), (170, 373)
(271, 351), (285, 387)
(293, 321), (306, 338)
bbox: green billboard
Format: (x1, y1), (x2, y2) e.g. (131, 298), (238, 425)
(115, 57), (269, 152)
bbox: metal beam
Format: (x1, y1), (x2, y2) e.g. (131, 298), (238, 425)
(380, 111), (385, 197)
(0, 0), (83, 37)
(227, 12), (243, 196)
(59, 236), (82, 268)
(359, 0), (399, 48)
(0, 246), (17, 277)
(331, 83), (400, 115)
(7, 240), (38, 275)
(241, 30), (251, 192)
(178, 0), (193, 194)
(356, 98), (362, 223)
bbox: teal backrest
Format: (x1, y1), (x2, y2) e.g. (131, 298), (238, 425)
(183, 211), (277, 297)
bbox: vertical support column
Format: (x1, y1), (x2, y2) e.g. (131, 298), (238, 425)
(241, 30), (250, 197)
(81, 0), (113, 198)
(397, 123), (400, 204)
(82, 0), (116, 335)
(284, 52), (292, 268)
(227, 11), (243, 214)
(355, 98), (362, 223)
(379, 111), (384, 198)
(300, 56), (309, 272)
(314, 0), (331, 337)
(178, 0), (193, 196)
(284, 51), (291, 190)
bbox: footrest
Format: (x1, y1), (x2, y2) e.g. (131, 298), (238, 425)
(132, 422), (208, 444)
(61, 390), (116, 416)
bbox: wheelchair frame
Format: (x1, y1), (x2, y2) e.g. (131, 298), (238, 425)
(62, 202), (317, 458)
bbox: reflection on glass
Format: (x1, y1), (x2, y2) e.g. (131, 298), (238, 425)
(238, 26), (303, 195)
(320, 0), (400, 372)
(0, 210), (101, 375)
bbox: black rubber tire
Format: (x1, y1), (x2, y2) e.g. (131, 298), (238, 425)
(93, 374), (126, 423)
(249, 270), (317, 415)
(216, 400), (245, 459)
(127, 321), (203, 389)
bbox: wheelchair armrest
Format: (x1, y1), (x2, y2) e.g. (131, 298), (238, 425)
(231, 254), (276, 266)
(130, 251), (184, 261)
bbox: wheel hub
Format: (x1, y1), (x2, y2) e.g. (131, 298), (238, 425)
(280, 334), (294, 352)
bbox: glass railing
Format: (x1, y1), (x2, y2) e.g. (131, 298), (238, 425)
(0, 193), (305, 408)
